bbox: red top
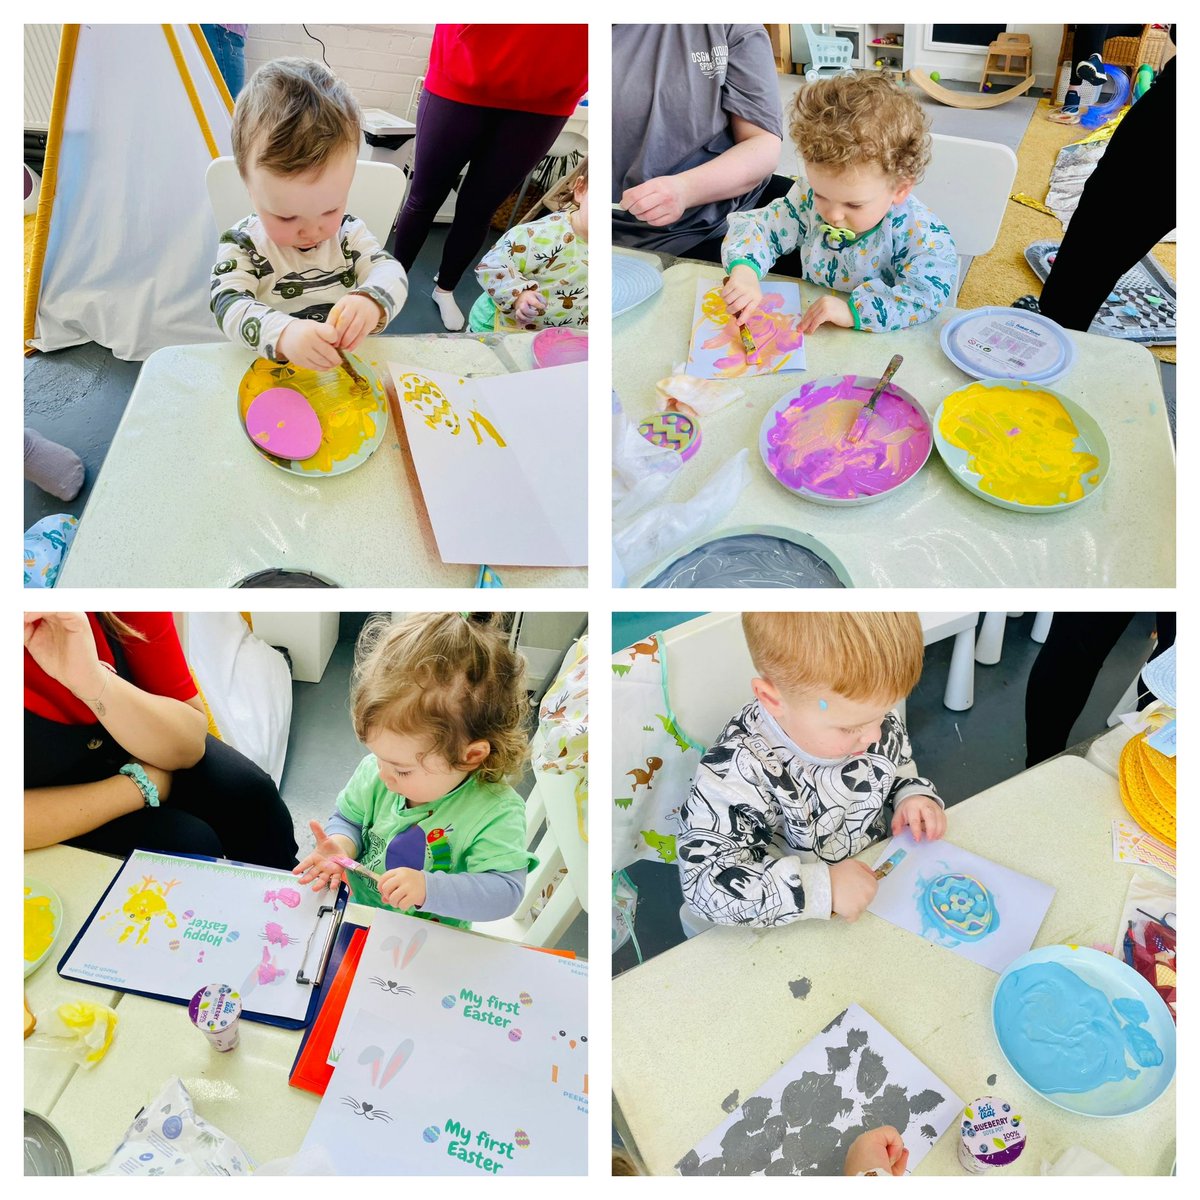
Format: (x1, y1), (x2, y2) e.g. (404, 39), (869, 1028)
(424, 24), (588, 117)
(24, 613), (198, 725)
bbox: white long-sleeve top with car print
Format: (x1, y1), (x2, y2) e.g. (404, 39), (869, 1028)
(678, 700), (941, 927)
(721, 182), (957, 331)
(210, 213), (408, 360)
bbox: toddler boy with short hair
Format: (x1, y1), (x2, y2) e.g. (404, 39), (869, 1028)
(721, 71), (957, 334)
(678, 612), (946, 927)
(211, 57), (408, 370)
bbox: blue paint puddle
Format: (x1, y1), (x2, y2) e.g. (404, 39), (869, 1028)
(915, 870), (999, 944)
(995, 962), (1163, 1095)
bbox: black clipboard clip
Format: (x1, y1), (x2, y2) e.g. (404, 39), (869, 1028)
(295, 888), (346, 987)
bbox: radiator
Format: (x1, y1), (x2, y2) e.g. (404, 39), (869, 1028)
(25, 24), (62, 130)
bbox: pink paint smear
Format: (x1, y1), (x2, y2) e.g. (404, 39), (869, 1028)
(704, 292), (804, 377)
(766, 376), (930, 499)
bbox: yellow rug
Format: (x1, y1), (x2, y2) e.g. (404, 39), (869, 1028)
(958, 98), (1175, 364)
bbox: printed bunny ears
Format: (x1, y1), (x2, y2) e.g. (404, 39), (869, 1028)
(357, 1039), (414, 1089)
(378, 928), (427, 970)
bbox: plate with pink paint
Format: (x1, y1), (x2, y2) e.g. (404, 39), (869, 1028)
(758, 374), (933, 506)
(532, 328), (588, 368)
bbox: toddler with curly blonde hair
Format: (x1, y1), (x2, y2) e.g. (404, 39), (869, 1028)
(721, 71), (957, 335)
(294, 613), (535, 926)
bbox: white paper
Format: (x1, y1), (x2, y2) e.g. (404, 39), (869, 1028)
(388, 360), (587, 566)
(685, 278), (807, 379)
(677, 1004), (962, 1176)
(867, 831), (1056, 974)
(59, 849), (329, 1021)
(303, 911), (588, 1175)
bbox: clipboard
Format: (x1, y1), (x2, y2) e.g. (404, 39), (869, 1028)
(57, 848), (347, 1029)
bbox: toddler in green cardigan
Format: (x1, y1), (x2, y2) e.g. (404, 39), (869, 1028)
(294, 613), (534, 928)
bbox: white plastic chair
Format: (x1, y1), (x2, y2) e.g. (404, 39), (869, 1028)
(473, 769), (587, 949)
(205, 156), (406, 245)
(915, 133), (1018, 303)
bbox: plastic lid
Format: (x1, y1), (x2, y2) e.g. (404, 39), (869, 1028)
(941, 307), (1075, 383)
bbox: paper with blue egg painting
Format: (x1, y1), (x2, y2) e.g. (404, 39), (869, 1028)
(867, 831), (1056, 974)
(676, 1004), (962, 1175)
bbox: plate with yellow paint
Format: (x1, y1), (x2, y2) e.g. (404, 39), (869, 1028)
(24, 879), (63, 978)
(236, 353), (389, 477)
(933, 379), (1110, 514)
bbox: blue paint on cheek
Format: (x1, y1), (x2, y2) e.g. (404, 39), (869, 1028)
(995, 962), (1163, 1095)
(818, 699), (828, 711)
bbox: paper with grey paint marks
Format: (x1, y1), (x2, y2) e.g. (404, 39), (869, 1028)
(676, 1005), (962, 1176)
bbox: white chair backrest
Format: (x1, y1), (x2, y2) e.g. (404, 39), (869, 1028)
(205, 156), (406, 245)
(661, 613), (757, 750)
(916, 133), (1017, 262)
(658, 612), (979, 748)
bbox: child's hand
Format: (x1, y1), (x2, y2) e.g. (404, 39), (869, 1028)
(892, 796), (946, 842)
(843, 1126), (909, 1176)
(378, 867), (427, 911)
(829, 859), (878, 922)
(277, 318), (342, 371)
(514, 289), (547, 325)
(329, 294), (383, 353)
(721, 266), (762, 323)
(293, 819), (354, 892)
(800, 295), (854, 334)
(619, 175), (690, 227)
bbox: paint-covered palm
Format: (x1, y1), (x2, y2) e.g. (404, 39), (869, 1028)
(293, 819), (354, 892)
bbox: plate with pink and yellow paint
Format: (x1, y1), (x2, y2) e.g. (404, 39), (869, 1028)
(759, 373), (933, 506)
(933, 378), (1110, 514)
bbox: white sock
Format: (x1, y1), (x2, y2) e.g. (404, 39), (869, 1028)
(432, 286), (464, 332)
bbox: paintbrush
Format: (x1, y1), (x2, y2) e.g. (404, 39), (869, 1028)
(846, 353), (903, 444)
(332, 855), (382, 884)
(337, 349), (368, 392)
(721, 275), (758, 361)
(873, 847), (908, 879)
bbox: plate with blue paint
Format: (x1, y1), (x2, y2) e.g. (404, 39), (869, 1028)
(992, 944), (1176, 1117)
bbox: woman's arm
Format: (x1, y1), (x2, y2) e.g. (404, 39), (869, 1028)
(620, 116), (783, 226)
(24, 765), (171, 850)
(25, 613), (208, 770)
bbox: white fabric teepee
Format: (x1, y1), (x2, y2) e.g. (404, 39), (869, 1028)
(25, 24), (234, 361)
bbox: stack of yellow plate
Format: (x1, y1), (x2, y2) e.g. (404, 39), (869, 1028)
(1118, 731), (1176, 848)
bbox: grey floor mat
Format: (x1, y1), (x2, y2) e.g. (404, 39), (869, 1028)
(1026, 239), (1176, 346)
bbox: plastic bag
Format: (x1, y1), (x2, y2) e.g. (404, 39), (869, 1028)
(91, 1077), (254, 1176)
(612, 391), (681, 524)
(613, 449), (750, 580)
(1040, 1145), (1122, 1175)
(612, 871), (639, 956)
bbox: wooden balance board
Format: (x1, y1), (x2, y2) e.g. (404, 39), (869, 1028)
(907, 69), (1036, 109)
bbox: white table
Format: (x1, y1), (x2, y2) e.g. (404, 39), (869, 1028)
(23, 845), (379, 1172)
(59, 334), (585, 588)
(614, 261), (1175, 587)
(612, 756), (1175, 1176)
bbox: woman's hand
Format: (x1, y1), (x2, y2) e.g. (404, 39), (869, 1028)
(619, 175), (691, 227)
(24, 612), (106, 699)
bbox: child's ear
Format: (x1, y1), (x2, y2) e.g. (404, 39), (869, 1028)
(891, 177), (916, 206)
(460, 740), (490, 769)
(751, 676), (783, 716)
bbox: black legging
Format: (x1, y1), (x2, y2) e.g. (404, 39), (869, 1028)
(1041, 36), (1175, 330)
(1024, 612), (1175, 767)
(391, 89), (568, 291)
(1067, 25), (1144, 86)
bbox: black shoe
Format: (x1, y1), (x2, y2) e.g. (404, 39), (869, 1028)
(1013, 294), (1041, 313)
(1076, 54), (1107, 86)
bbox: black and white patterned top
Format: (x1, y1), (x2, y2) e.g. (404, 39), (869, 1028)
(677, 701), (940, 927)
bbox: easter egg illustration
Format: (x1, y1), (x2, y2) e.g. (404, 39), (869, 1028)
(226, 930), (240, 943)
(922, 872), (998, 940)
(169, 939), (180, 951)
(182, 910), (194, 920)
(162, 1116), (183, 1139)
(515, 1129), (530, 1149)
(423, 1126), (440, 1143)
(441, 994), (456, 1009)
(508, 1028), (522, 1042)
(519, 991), (532, 1007)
